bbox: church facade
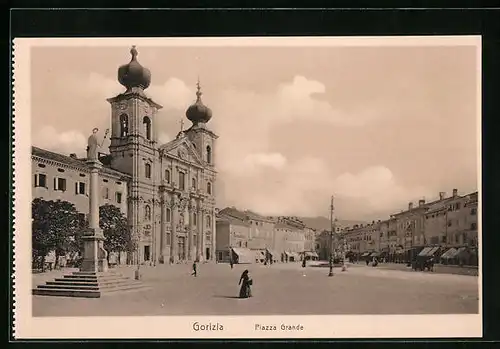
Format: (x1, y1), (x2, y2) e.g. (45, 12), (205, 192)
(32, 46), (218, 264)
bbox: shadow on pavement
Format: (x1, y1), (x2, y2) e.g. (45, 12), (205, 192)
(213, 295), (241, 299)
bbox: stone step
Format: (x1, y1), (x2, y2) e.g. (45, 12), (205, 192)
(32, 288), (101, 298)
(63, 274), (130, 281)
(49, 279), (135, 287)
(101, 284), (152, 295)
(37, 284), (101, 290)
(59, 276), (132, 283)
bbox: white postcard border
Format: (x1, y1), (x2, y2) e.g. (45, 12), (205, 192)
(12, 36), (482, 339)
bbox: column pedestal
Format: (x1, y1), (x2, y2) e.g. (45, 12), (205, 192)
(80, 228), (108, 273)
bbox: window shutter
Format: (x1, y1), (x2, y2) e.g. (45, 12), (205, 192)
(34, 174), (38, 187)
(75, 182), (78, 194)
(54, 177), (57, 190)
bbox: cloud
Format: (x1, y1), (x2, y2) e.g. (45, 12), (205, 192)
(149, 78), (194, 111)
(221, 158), (431, 220)
(33, 126), (87, 157)
(158, 132), (171, 145)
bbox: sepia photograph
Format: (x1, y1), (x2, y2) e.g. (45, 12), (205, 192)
(13, 36), (481, 339)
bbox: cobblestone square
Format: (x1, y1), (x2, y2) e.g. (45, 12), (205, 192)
(32, 262), (479, 316)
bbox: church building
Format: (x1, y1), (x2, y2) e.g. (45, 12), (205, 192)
(32, 46), (218, 265)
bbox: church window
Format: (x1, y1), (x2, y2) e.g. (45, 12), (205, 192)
(166, 232), (171, 245)
(206, 145), (212, 164)
(193, 212), (197, 226)
(192, 178), (197, 190)
(145, 163), (151, 179)
(206, 215), (211, 228)
(179, 171), (186, 190)
(144, 205), (151, 221)
(165, 169), (171, 183)
(116, 192), (122, 204)
(143, 116), (152, 140)
(34, 173), (47, 188)
(120, 114), (129, 137)
(166, 208), (171, 223)
(207, 182), (212, 195)
(103, 187), (109, 199)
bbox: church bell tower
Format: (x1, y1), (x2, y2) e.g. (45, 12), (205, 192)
(107, 46), (163, 264)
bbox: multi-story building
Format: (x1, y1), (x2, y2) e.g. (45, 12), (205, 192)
(343, 188), (478, 264)
(32, 46), (218, 265)
(424, 190), (478, 248)
(215, 216), (252, 263)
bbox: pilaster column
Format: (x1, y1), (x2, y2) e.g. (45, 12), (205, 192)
(159, 190), (166, 263)
(199, 209), (206, 261)
(196, 203), (202, 261)
(169, 195), (178, 263)
(187, 200), (195, 260)
(211, 210), (216, 261)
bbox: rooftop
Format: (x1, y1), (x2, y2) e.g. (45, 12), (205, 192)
(32, 146), (131, 179)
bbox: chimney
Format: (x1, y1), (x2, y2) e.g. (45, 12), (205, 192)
(452, 188), (458, 197)
(439, 192), (446, 201)
(408, 202), (413, 211)
(69, 153), (77, 159)
(418, 199), (426, 207)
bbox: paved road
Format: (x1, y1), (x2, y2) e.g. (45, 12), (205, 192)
(32, 262), (479, 316)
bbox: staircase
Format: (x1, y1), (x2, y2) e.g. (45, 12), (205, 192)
(32, 270), (150, 298)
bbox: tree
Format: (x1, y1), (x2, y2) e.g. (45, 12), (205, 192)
(32, 198), (81, 271)
(99, 204), (132, 264)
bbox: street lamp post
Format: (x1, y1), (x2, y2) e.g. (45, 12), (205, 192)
(328, 196), (335, 277)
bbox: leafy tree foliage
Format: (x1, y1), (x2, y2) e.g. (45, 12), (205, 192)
(32, 198), (81, 270)
(99, 204), (132, 262)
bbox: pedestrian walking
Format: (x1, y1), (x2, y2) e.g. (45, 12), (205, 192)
(191, 262), (197, 277)
(302, 258), (306, 268)
(230, 259), (234, 269)
(238, 269), (253, 298)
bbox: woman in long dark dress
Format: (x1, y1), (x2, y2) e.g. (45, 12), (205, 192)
(238, 270), (252, 298)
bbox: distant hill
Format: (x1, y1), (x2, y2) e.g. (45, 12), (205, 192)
(299, 216), (368, 232)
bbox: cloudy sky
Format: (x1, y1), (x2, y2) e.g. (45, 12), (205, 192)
(30, 40), (479, 220)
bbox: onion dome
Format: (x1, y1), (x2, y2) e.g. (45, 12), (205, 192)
(118, 46), (151, 90)
(186, 79), (212, 124)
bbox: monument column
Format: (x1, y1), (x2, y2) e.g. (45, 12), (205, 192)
(81, 159), (108, 273)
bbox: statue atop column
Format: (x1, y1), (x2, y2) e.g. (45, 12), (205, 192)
(87, 128), (109, 160)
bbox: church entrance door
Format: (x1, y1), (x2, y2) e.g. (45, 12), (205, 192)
(178, 237), (186, 260)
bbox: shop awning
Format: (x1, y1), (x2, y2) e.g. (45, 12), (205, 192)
(231, 248), (254, 264)
(370, 252), (381, 257)
(305, 251), (319, 258)
(255, 250), (265, 260)
(396, 249), (405, 254)
(440, 248), (457, 259)
(361, 252), (371, 257)
(418, 247), (432, 257)
(427, 246), (440, 256)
